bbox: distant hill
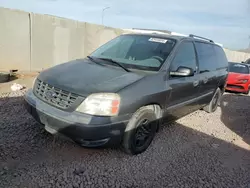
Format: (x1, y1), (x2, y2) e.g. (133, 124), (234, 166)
(238, 48), (250, 53)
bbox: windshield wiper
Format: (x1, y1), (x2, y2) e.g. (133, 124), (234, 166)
(86, 56), (104, 66)
(97, 58), (130, 72)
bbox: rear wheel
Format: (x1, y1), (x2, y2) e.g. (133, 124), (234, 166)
(203, 88), (222, 113)
(122, 106), (158, 155)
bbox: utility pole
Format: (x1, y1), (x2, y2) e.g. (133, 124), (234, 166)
(102, 7), (110, 25)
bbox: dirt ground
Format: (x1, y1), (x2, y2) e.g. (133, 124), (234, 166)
(0, 73), (38, 93)
(0, 75), (249, 188)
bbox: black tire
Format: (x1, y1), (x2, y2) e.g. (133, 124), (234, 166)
(122, 106), (158, 155)
(0, 72), (10, 83)
(203, 88), (222, 113)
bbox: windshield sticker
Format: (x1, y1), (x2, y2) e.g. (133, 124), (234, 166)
(149, 38), (168, 43)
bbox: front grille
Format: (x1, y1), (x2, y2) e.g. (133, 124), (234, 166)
(226, 84), (244, 89)
(34, 79), (79, 109)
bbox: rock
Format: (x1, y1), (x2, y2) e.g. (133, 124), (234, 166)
(212, 143), (219, 148)
(47, 169), (53, 176)
(73, 168), (85, 175)
(0, 171), (6, 176)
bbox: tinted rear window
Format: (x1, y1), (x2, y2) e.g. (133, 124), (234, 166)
(213, 45), (228, 69)
(195, 42), (217, 73)
(229, 63), (249, 74)
(195, 42), (228, 73)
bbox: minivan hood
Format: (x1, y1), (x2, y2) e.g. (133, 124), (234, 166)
(38, 59), (144, 96)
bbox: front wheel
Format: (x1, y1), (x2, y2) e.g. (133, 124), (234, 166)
(122, 106), (158, 155)
(203, 88), (222, 113)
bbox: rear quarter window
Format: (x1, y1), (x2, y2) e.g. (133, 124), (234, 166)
(213, 45), (229, 69)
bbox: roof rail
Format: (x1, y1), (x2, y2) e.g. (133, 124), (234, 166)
(189, 34), (214, 43)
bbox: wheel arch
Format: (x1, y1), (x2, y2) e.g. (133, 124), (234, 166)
(144, 103), (163, 119)
(139, 103), (163, 132)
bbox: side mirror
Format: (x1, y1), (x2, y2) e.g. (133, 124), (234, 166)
(170, 66), (194, 77)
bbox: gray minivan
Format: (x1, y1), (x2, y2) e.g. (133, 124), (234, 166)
(24, 33), (228, 155)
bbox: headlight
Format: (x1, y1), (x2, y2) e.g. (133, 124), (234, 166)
(238, 79), (248, 83)
(76, 93), (120, 116)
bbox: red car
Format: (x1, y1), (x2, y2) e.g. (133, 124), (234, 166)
(226, 62), (250, 94)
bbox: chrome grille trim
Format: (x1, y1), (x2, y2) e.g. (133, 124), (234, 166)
(33, 79), (78, 109)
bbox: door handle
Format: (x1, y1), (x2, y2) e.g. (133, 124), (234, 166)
(193, 80), (199, 87)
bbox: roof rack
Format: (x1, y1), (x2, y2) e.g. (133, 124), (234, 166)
(189, 34), (214, 43)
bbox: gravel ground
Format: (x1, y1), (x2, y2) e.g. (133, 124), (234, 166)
(0, 89), (250, 188)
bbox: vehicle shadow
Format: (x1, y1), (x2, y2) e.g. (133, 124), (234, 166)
(220, 92), (250, 145)
(0, 94), (250, 188)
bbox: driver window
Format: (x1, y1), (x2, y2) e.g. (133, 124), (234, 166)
(170, 41), (197, 72)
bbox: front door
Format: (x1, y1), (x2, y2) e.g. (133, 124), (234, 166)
(165, 41), (201, 119)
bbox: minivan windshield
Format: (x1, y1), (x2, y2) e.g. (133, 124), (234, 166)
(229, 62), (249, 74)
(90, 34), (176, 71)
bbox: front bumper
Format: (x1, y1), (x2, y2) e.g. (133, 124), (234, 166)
(225, 83), (249, 93)
(24, 89), (130, 147)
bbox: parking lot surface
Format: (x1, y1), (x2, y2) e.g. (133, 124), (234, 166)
(0, 88), (250, 188)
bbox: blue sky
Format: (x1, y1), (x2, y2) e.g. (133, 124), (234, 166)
(0, 0), (249, 50)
